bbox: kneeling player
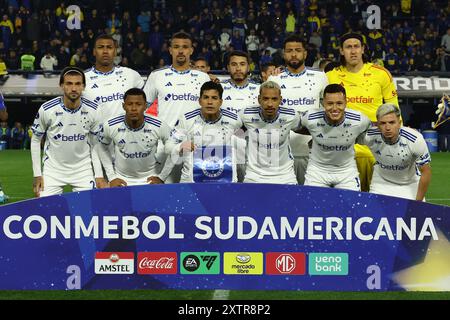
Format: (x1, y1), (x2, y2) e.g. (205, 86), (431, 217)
(165, 81), (242, 182)
(361, 104), (431, 201)
(302, 84), (371, 191)
(31, 67), (101, 197)
(97, 88), (171, 186)
(240, 81), (300, 184)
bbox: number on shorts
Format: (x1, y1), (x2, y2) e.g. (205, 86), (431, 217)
(355, 177), (360, 189)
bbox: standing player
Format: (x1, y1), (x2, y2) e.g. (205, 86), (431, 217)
(221, 51), (260, 182)
(84, 34), (144, 124)
(326, 32), (399, 191)
(97, 88), (171, 186)
(193, 57), (219, 83)
(221, 51), (260, 114)
(240, 81), (300, 184)
(268, 34), (328, 185)
(143, 32), (210, 127)
(165, 81), (242, 183)
(83, 34), (144, 188)
(301, 84), (371, 191)
(361, 104), (431, 201)
(31, 67), (101, 197)
(143, 32), (210, 182)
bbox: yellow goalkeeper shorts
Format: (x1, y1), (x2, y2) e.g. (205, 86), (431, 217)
(354, 144), (376, 192)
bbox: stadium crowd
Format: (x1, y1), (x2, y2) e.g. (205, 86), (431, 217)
(0, 0), (449, 74)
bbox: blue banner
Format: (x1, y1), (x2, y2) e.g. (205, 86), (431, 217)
(0, 184), (448, 291)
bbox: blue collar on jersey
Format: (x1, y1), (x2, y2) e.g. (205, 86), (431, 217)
(60, 97), (82, 113)
(200, 109), (223, 124)
(323, 113), (345, 127)
(170, 65), (191, 75)
(285, 67), (307, 77)
(259, 107), (280, 123)
(227, 79), (250, 89)
(124, 118), (145, 132)
(91, 66), (116, 75)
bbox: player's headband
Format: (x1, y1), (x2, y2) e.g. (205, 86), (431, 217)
(340, 33), (364, 46)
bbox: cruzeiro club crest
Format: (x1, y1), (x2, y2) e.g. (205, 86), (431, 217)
(201, 155), (224, 178)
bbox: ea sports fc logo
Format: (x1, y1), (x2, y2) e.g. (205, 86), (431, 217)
(201, 156), (224, 178)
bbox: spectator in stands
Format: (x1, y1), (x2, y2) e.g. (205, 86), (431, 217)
(0, 121), (10, 149)
(259, 49), (272, 67)
(441, 28), (450, 53)
(131, 42), (147, 70)
(107, 12), (121, 34)
(231, 29), (244, 51)
(218, 28), (231, 52)
(246, 29), (260, 65)
(434, 47), (449, 71)
(285, 10), (296, 34)
(137, 10), (151, 35)
(309, 31), (322, 50)
(40, 51), (58, 72)
(149, 25), (164, 55)
(20, 51), (35, 71)
(385, 47), (399, 73)
(0, 15), (14, 50)
(10, 121), (25, 149)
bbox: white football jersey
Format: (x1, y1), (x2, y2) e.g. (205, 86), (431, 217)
(84, 66), (144, 123)
(221, 79), (260, 114)
(98, 115), (171, 182)
(166, 109), (243, 182)
(143, 66), (210, 126)
(269, 67), (328, 157)
(361, 126), (431, 185)
(301, 109), (371, 171)
(240, 106), (301, 183)
(31, 96), (100, 176)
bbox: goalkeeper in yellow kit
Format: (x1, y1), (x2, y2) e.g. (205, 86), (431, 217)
(326, 33), (399, 191)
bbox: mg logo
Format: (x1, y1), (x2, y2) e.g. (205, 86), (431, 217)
(276, 254), (296, 273)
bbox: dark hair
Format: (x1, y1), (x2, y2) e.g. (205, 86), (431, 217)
(283, 34), (307, 49)
(94, 33), (117, 47)
(323, 83), (346, 97)
(195, 56), (209, 66)
(200, 81), (224, 99)
(261, 62), (277, 73)
(123, 87), (147, 102)
(324, 61), (341, 73)
(339, 32), (369, 65)
(59, 66), (86, 85)
(227, 50), (249, 65)
(171, 31), (193, 44)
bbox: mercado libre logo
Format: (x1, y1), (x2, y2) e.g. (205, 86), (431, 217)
(180, 252), (220, 275)
(223, 252), (263, 275)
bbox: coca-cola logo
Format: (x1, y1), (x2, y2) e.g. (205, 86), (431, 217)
(139, 257), (174, 269)
(137, 252), (178, 275)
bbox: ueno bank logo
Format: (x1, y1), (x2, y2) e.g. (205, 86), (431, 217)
(137, 252), (177, 274)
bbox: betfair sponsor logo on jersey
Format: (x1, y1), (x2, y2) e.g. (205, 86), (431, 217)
(53, 133), (86, 141)
(282, 97), (316, 106)
(95, 93), (124, 103)
(164, 93), (199, 102)
(224, 252), (263, 275)
(347, 96), (374, 104)
(180, 252), (220, 275)
(94, 252), (134, 274)
(309, 253), (348, 275)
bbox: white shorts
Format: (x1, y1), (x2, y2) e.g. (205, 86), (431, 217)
(40, 170), (95, 197)
(304, 163), (361, 191)
(244, 171), (297, 185)
(370, 170), (419, 200)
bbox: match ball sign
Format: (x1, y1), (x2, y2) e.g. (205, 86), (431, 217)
(223, 252), (263, 275)
(94, 252), (134, 274)
(266, 253), (306, 275)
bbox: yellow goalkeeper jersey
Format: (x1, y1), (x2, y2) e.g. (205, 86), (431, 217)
(326, 63), (399, 122)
